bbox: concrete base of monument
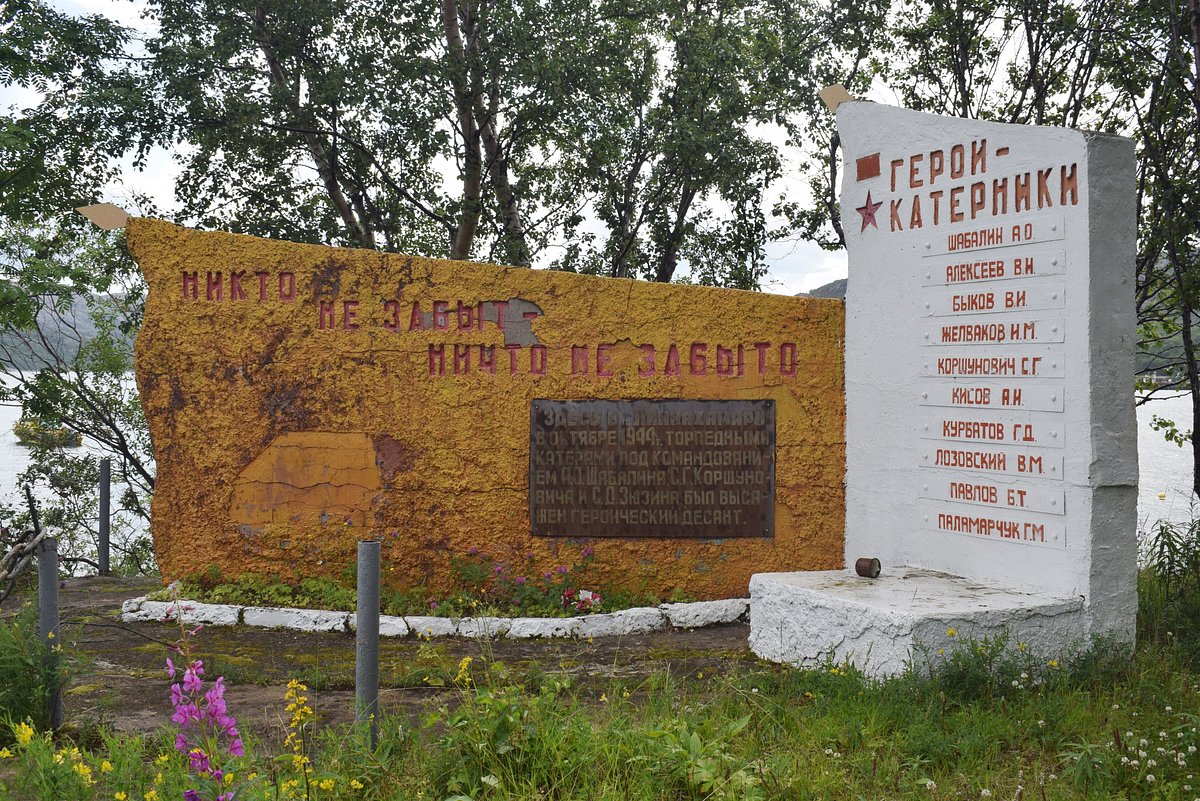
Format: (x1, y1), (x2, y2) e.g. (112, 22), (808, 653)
(749, 567), (1086, 677)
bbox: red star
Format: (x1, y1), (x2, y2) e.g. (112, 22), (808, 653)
(856, 191), (882, 232)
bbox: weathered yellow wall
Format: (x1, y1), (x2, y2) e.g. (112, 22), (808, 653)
(129, 219), (845, 599)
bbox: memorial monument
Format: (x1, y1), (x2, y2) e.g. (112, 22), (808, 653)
(127, 219), (844, 599)
(750, 99), (1138, 674)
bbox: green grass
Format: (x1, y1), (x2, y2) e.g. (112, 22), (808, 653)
(9, 519), (1200, 798)
(3, 636), (1199, 799)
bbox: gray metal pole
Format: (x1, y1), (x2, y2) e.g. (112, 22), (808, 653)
(98, 457), (111, 575)
(37, 538), (63, 731)
(355, 539), (381, 748)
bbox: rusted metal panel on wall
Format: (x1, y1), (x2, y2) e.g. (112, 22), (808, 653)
(530, 399), (775, 539)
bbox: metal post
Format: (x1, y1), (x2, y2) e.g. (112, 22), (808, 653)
(355, 539), (381, 748)
(98, 457), (111, 575)
(37, 538), (63, 731)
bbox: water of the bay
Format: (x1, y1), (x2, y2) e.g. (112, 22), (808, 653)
(0, 392), (1197, 536)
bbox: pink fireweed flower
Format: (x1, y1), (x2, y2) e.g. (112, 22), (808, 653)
(515, 576), (526, 585)
(166, 658), (177, 678)
(183, 661), (204, 693)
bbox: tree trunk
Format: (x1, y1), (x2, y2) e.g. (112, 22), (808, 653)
(654, 180), (697, 283)
(475, 89), (530, 266)
(253, 7), (375, 249)
(442, 0), (483, 260)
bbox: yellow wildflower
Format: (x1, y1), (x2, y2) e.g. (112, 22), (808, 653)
(154, 771), (163, 785)
(73, 761), (95, 785)
(155, 753), (169, 764)
(600, 693), (608, 703)
(115, 793), (127, 801)
(318, 778), (335, 791)
(101, 760), (113, 773)
(144, 791), (158, 801)
(225, 773), (234, 785)
(350, 779), (365, 790)
(1048, 659), (1060, 668)
(13, 722), (34, 747)
(454, 656), (473, 686)
(947, 628), (956, 637)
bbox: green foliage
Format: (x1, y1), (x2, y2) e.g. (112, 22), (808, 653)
(0, 606), (69, 741)
(164, 570), (357, 613)
(1139, 515), (1200, 665)
(0, 220), (155, 576)
(164, 548), (662, 617)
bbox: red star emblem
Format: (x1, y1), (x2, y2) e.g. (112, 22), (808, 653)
(855, 191), (882, 232)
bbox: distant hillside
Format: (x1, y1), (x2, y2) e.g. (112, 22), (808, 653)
(798, 278), (847, 299)
(0, 294), (131, 371)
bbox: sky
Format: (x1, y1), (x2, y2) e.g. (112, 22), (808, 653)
(2, 0), (849, 297)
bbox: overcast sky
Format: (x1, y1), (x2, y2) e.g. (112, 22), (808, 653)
(3, 0), (849, 296)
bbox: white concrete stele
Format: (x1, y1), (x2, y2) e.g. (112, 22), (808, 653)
(752, 101), (1137, 675)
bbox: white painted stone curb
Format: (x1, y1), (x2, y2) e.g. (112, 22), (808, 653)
(121, 597), (749, 639)
(242, 607), (350, 633)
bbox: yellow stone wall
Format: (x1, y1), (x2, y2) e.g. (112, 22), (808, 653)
(128, 218), (845, 599)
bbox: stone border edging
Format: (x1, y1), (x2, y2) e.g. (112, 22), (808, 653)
(119, 596), (750, 639)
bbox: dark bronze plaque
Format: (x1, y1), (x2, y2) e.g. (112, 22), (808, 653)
(529, 399), (775, 539)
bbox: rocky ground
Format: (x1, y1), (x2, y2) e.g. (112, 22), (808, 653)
(3, 576), (755, 747)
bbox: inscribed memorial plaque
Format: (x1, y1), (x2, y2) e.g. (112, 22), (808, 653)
(838, 101), (1137, 640)
(529, 399), (775, 538)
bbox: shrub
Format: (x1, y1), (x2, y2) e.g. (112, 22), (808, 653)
(0, 605), (69, 741)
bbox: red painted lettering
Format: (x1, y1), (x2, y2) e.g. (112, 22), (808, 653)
(318, 301), (335, 329)
(909, 153), (924, 189)
(479, 345), (496, 374)
(182, 272), (198, 300)
(343, 300), (359, 330)
(530, 345), (547, 375)
(689, 343), (708, 375)
(716, 345), (735, 376)
(433, 301), (449, 330)
(206, 271), (222, 301)
(229, 271), (246, 300)
(597, 343), (614, 376)
(456, 301), (474, 330)
(780, 343), (797, 376)
(755, 342), (770, 375)
(383, 300), (401, 330)
(278, 272), (295, 301)
(428, 344), (445, 375)
(639, 344), (656, 377)
(571, 346), (589, 375)
(664, 345), (681, 376)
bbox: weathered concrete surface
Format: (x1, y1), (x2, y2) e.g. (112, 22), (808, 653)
(835, 102), (1136, 641)
(128, 218), (845, 598)
(749, 567), (1085, 676)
